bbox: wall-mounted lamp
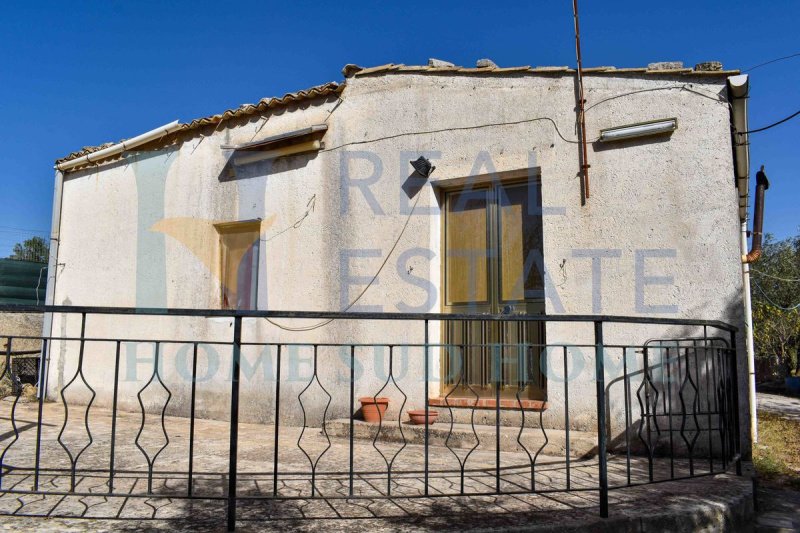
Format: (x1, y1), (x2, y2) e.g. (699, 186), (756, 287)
(410, 156), (435, 178)
(598, 118), (677, 143)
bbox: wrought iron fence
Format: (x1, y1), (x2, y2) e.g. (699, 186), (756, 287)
(0, 305), (742, 531)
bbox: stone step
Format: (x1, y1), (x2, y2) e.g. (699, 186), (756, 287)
(442, 406), (555, 428)
(327, 418), (597, 459)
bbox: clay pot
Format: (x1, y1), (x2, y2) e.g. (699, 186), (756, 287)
(407, 409), (438, 425)
(359, 397), (389, 423)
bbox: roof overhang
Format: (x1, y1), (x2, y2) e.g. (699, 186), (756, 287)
(55, 120), (182, 172)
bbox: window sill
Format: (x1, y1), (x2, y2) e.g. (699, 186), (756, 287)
(428, 397), (548, 411)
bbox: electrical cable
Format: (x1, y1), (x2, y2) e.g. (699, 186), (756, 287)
(752, 269), (800, 283)
(264, 188), (424, 332)
(260, 82), (739, 330)
(0, 226), (49, 233)
(320, 84), (730, 154)
(583, 84), (727, 112)
(744, 52), (800, 72)
(262, 195), (316, 243)
(739, 109), (800, 134)
(320, 116), (590, 152)
(35, 265), (47, 305)
(753, 280), (800, 311)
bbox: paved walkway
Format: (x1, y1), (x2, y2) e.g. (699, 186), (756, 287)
(757, 392), (800, 421)
(0, 401), (753, 531)
(755, 486), (800, 532)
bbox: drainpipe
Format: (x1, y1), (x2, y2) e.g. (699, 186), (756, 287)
(38, 169), (64, 399)
(729, 74), (758, 444)
(739, 222), (757, 443)
(741, 167), (768, 446)
(743, 167), (769, 263)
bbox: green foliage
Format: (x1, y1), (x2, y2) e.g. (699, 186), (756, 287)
(9, 236), (49, 263)
(751, 232), (800, 375)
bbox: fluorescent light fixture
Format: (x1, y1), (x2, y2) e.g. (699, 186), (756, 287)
(598, 118), (677, 143)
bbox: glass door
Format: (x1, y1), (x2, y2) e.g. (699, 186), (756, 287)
(442, 179), (546, 400)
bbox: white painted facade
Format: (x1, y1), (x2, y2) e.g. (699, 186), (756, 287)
(44, 66), (748, 441)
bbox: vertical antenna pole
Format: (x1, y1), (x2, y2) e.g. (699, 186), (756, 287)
(573, 0), (591, 203)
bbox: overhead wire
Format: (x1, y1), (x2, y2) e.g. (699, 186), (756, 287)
(0, 226), (49, 233)
(752, 269), (800, 283)
(744, 52), (800, 72)
(752, 280), (800, 311)
(739, 109), (800, 134)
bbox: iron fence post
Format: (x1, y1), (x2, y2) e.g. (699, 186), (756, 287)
(33, 339), (47, 491)
(594, 320), (609, 518)
(188, 342), (198, 496)
(227, 315), (242, 531)
(729, 330), (743, 476)
(424, 319), (429, 496)
(108, 340), (121, 494)
(274, 344), (282, 497)
(348, 344), (354, 497)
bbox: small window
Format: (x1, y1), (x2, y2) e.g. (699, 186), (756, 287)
(217, 221), (261, 310)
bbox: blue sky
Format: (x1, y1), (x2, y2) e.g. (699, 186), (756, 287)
(0, 1), (797, 255)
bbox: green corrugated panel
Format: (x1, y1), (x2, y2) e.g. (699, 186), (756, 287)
(0, 259), (47, 305)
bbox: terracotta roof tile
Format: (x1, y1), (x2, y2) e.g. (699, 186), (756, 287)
(56, 81), (342, 165)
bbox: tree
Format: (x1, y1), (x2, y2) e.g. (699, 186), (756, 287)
(9, 236), (49, 263)
(751, 232), (800, 376)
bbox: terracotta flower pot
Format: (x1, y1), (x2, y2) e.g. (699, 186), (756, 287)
(359, 397), (389, 423)
(407, 409), (438, 425)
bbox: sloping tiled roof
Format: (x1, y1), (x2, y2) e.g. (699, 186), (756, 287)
(56, 81), (343, 165)
(57, 60), (739, 166)
(341, 63), (739, 78)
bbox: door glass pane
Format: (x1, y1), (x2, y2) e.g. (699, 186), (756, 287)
(445, 189), (489, 305)
(498, 182), (544, 302)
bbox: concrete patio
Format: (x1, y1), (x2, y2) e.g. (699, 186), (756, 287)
(0, 399), (754, 530)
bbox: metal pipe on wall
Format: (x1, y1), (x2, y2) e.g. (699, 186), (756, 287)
(740, 221), (758, 443)
(38, 170), (64, 399)
(728, 73), (757, 445)
(743, 167), (769, 263)
(572, 0), (590, 203)
(740, 166), (768, 444)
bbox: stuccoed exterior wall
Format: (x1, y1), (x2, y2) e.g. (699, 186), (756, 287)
(45, 71), (746, 442)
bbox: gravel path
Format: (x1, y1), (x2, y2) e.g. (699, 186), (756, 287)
(757, 392), (800, 421)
